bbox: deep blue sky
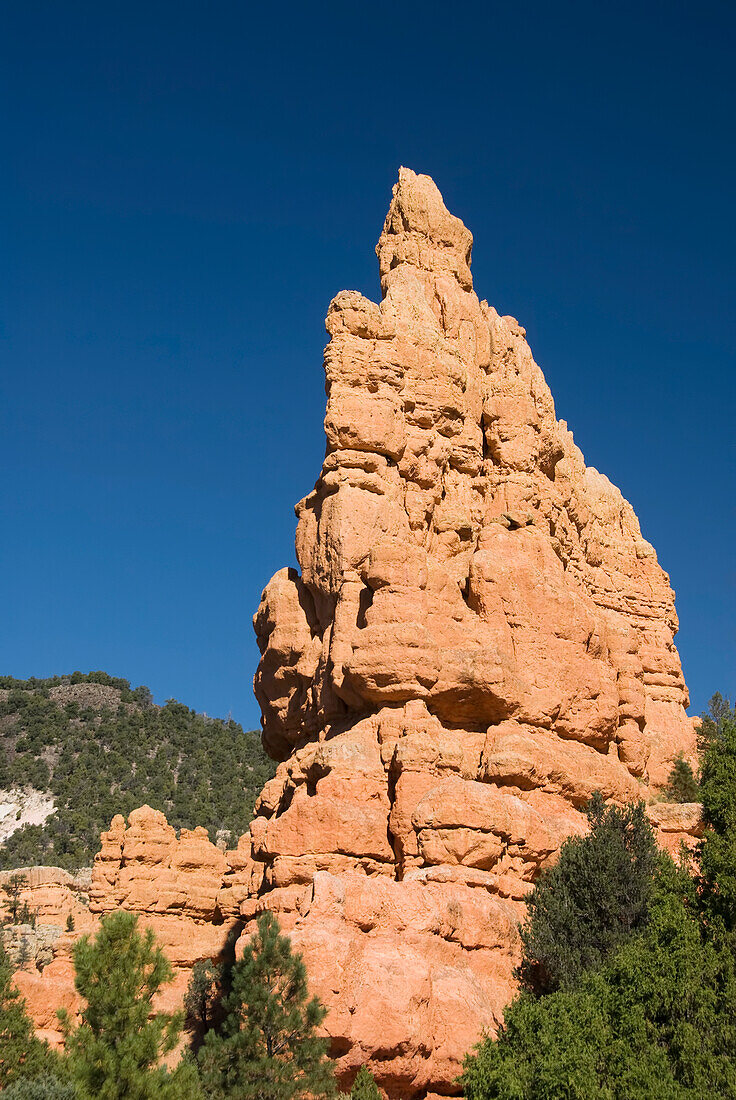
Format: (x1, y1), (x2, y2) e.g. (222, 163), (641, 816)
(1, 1), (734, 729)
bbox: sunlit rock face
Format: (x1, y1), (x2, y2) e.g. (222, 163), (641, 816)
(249, 167), (698, 1097)
(7, 172), (699, 1098)
(249, 168), (698, 1094)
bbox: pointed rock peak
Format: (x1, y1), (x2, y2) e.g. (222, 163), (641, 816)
(376, 166), (474, 293)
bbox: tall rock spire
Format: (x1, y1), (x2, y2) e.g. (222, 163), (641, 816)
(251, 169), (698, 1095)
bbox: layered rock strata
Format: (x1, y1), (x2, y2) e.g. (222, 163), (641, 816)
(9, 171), (699, 1096)
(249, 168), (698, 1095)
(7, 807), (257, 1047)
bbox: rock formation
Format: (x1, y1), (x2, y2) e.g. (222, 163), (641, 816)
(5, 807), (256, 1047)
(249, 168), (698, 1095)
(7, 170), (699, 1097)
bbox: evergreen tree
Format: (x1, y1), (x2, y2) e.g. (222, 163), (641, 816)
(185, 959), (225, 1047)
(0, 937), (51, 1088)
(60, 911), (202, 1100)
(698, 699), (736, 929)
(698, 692), (733, 753)
(664, 753), (700, 803)
(518, 793), (658, 993)
(462, 859), (736, 1099)
(350, 1066), (381, 1099)
(3, 874), (27, 925)
(198, 910), (336, 1099)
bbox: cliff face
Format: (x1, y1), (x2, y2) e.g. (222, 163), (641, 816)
(249, 168), (698, 1095)
(9, 171), (699, 1098)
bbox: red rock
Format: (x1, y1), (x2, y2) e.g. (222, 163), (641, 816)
(249, 168), (698, 1094)
(14, 170), (700, 1095)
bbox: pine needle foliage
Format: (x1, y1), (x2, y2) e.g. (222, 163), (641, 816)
(664, 753), (700, 803)
(60, 911), (202, 1100)
(2, 1073), (76, 1099)
(350, 1066), (381, 1099)
(518, 792), (659, 993)
(0, 937), (52, 1088)
(699, 697), (736, 930)
(198, 910), (336, 1100)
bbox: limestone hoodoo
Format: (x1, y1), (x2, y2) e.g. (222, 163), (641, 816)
(250, 168), (697, 1097)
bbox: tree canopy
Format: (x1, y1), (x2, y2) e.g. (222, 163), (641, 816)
(463, 692), (736, 1100)
(517, 793), (658, 994)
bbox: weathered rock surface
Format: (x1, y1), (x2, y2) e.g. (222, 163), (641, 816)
(249, 168), (698, 1095)
(7, 808), (256, 1047)
(10, 171), (699, 1096)
(0, 789), (56, 843)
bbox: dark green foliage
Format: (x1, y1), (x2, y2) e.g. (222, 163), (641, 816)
(185, 958), (225, 1045)
(350, 1066), (381, 1099)
(664, 753), (700, 803)
(3, 873), (28, 925)
(698, 696), (736, 929)
(198, 911), (336, 1100)
(0, 673), (275, 869)
(517, 793), (658, 993)
(0, 937), (53, 1088)
(464, 693), (736, 1100)
(2, 1073), (76, 1099)
(60, 911), (202, 1099)
(463, 859), (736, 1099)
(697, 692), (733, 754)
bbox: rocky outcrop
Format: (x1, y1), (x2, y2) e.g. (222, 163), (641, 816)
(9, 171), (699, 1096)
(249, 168), (698, 1095)
(0, 867), (94, 1047)
(9, 807), (258, 1046)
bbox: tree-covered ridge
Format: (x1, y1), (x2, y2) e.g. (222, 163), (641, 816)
(0, 672), (275, 870)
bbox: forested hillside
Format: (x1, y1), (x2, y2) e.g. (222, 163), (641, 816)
(0, 672), (275, 870)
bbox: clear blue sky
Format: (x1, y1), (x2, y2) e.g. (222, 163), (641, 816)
(1, 1), (734, 730)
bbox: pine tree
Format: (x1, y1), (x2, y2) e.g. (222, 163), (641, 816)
(350, 1066), (381, 1099)
(699, 700), (736, 929)
(60, 911), (202, 1100)
(198, 910), (336, 1099)
(0, 936), (51, 1088)
(3, 874), (27, 925)
(462, 857), (736, 1099)
(698, 692), (733, 753)
(518, 793), (659, 993)
(185, 958), (225, 1047)
(664, 753), (700, 802)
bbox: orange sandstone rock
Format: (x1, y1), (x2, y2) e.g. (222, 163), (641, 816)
(12, 171), (700, 1097)
(11, 808), (250, 1048)
(249, 168), (698, 1095)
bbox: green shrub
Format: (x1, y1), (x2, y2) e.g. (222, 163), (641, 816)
(350, 1066), (381, 1099)
(518, 793), (658, 993)
(3, 1074), (75, 1099)
(664, 752), (700, 802)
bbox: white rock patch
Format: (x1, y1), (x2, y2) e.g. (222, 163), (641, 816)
(0, 788), (55, 844)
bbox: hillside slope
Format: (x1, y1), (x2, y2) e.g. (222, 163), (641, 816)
(0, 672), (274, 869)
